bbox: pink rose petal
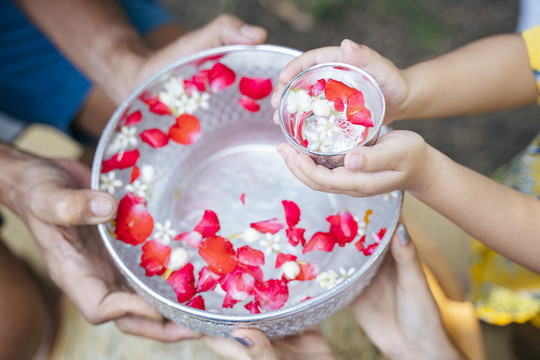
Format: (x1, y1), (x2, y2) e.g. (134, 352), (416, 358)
(239, 77), (273, 100)
(140, 128), (169, 148)
(167, 263), (196, 303)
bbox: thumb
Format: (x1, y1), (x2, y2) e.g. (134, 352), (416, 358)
(214, 15), (267, 45)
(30, 186), (117, 226)
(233, 329), (281, 360)
(390, 223), (427, 290)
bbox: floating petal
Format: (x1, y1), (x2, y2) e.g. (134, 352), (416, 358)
(239, 77), (273, 100)
(198, 236), (237, 275)
(140, 128), (169, 148)
(140, 240), (171, 276)
(167, 263), (196, 303)
(250, 218), (284, 235)
(238, 96), (260, 112)
(282, 200), (301, 228)
(102, 149), (140, 173)
(115, 193), (154, 245)
(303, 232), (335, 254)
(208, 63), (236, 92)
(236, 245), (265, 267)
(193, 210), (220, 238)
(169, 114), (202, 145)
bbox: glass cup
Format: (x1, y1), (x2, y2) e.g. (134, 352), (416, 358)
(279, 63), (385, 169)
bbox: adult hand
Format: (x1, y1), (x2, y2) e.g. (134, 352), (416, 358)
(270, 39), (409, 125)
(204, 326), (334, 360)
(8, 151), (198, 341)
(276, 130), (441, 197)
(126, 14), (267, 103)
(351, 224), (464, 360)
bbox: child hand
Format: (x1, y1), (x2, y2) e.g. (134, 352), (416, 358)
(276, 130), (437, 197)
(271, 39), (410, 124)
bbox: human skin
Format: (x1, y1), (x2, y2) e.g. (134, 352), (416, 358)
(1, 1), (268, 357)
(272, 38), (540, 274)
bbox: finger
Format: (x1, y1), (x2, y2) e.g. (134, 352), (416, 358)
(52, 158), (93, 188)
(232, 329), (280, 360)
(93, 291), (164, 323)
(344, 131), (417, 172)
(30, 186), (116, 226)
(276, 143), (326, 190)
(213, 14), (267, 45)
(115, 316), (200, 342)
(203, 335), (252, 360)
(390, 223), (428, 290)
(278, 46), (341, 84)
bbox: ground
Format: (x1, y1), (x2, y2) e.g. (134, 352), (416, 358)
(163, 0), (540, 176)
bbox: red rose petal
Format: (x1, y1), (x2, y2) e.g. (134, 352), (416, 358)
(196, 266), (220, 292)
(296, 261), (318, 281)
(285, 227), (306, 247)
(354, 234), (367, 252)
(221, 268), (256, 303)
(193, 210), (220, 238)
(244, 300), (261, 314)
(236, 246), (265, 267)
(253, 279), (289, 312)
(275, 253), (297, 268)
(240, 193), (246, 205)
(169, 114), (202, 145)
(309, 79), (327, 97)
(282, 200), (301, 228)
(130, 166), (140, 183)
(209, 63), (236, 92)
(140, 93), (172, 115)
(102, 149), (140, 173)
(303, 232), (336, 254)
(198, 236), (237, 275)
(186, 295), (205, 310)
(250, 218), (284, 235)
(327, 211), (358, 247)
(140, 240), (171, 276)
(125, 110), (142, 126)
(239, 77), (273, 100)
(238, 96), (260, 112)
(140, 128), (169, 148)
(167, 263), (196, 303)
(324, 79), (356, 103)
(115, 193), (154, 245)
(348, 107), (373, 127)
(174, 231), (203, 248)
(186, 69), (210, 92)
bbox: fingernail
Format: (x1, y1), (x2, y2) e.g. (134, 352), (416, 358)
(241, 25), (262, 39)
(396, 223), (409, 246)
(348, 153), (362, 170)
(234, 336), (253, 348)
(91, 195), (115, 218)
(346, 39), (359, 50)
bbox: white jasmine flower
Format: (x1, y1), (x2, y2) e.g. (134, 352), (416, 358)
(174, 94), (198, 114)
(163, 76), (186, 98)
(312, 99), (331, 117)
(140, 164), (157, 185)
(280, 261), (301, 280)
(316, 115), (341, 140)
(190, 90), (210, 111)
(112, 126), (138, 150)
(99, 172), (123, 194)
(153, 220), (177, 245)
(159, 91), (177, 108)
(286, 89), (311, 114)
(259, 233), (281, 255)
(316, 270), (338, 290)
(243, 228), (261, 243)
(125, 180), (148, 198)
(336, 267), (355, 285)
(168, 247), (189, 271)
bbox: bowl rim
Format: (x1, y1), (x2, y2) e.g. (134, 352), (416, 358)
(90, 44), (399, 323)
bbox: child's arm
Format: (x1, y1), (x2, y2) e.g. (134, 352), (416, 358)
(272, 36), (538, 122)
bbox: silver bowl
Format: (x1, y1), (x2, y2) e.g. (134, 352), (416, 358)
(91, 45), (402, 339)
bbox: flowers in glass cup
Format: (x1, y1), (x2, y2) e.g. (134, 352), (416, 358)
(285, 78), (374, 154)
